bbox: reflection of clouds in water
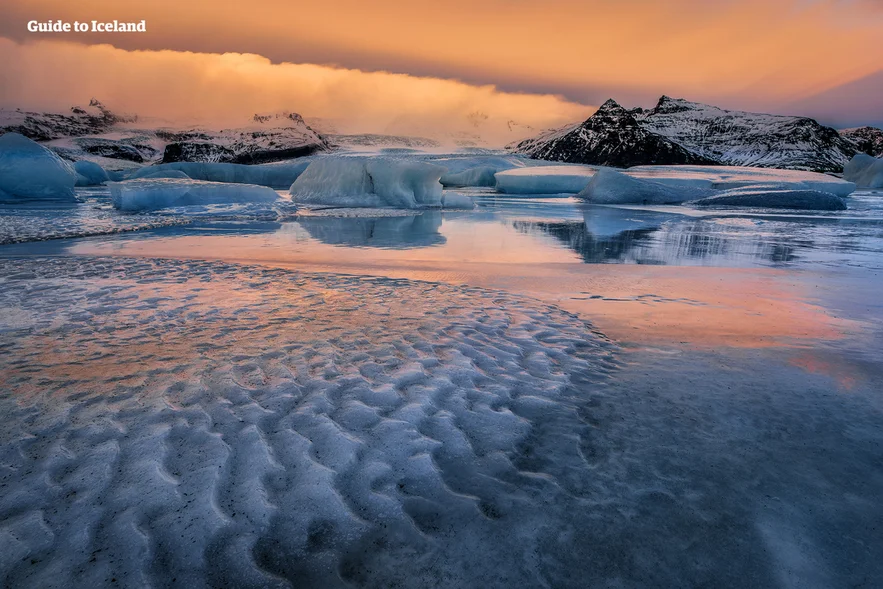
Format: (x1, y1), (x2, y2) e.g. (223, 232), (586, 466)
(297, 211), (445, 249)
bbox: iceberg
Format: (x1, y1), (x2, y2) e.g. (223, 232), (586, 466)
(626, 165), (856, 197)
(74, 160), (109, 186)
(843, 154), (883, 189)
(693, 186), (847, 210)
(441, 192), (475, 209)
(0, 132), (77, 200)
(495, 165), (596, 194)
(290, 157), (444, 209)
(138, 169), (192, 180)
(109, 178), (279, 211)
(578, 168), (711, 204)
(440, 166), (498, 188)
(129, 159), (313, 189)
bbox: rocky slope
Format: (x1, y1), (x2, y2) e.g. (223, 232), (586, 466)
(841, 126), (883, 158)
(0, 103), (329, 167)
(510, 99), (715, 168)
(511, 96), (858, 172)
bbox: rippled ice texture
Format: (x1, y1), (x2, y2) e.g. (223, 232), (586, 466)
(0, 257), (619, 588)
(2, 257), (881, 588)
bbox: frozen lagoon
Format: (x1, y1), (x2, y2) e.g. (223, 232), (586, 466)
(1, 182), (883, 587)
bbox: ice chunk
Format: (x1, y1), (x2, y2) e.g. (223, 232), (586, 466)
(441, 192), (475, 209)
(290, 157), (444, 209)
(138, 169), (192, 180)
(109, 178), (279, 211)
(843, 154), (883, 189)
(440, 166), (497, 188)
(129, 159), (312, 188)
(74, 160), (109, 186)
(627, 165), (856, 197)
(0, 132), (76, 200)
(494, 165), (596, 194)
(693, 186), (846, 210)
(578, 168), (711, 204)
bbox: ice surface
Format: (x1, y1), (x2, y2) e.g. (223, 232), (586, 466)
(109, 178), (279, 211)
(441, 192), (475, 209)
(693, 186), (847, 210)
(0, 133), (76, 200)
(627, 165), (856, 197)
(2, 257), (881, 587)
(843, 154), (883, 189)
(440, 166), (498, 187)
(130, 160), (313, 189)
(290, 157), (445, 209)
(495, 165), (596, 194)
(434, 155), (523, 187)
(73, 160), (109, 186)
(578, 168), (712, 204)
(138, 169), (191, 180)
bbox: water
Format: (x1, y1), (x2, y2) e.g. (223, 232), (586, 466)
(1, 187), (882, 587)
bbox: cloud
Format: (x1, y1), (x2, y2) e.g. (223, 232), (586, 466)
(0, 38), (591, 144)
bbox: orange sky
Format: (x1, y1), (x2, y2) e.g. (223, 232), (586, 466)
(1, 0), (881, 135)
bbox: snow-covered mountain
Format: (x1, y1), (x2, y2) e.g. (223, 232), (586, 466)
(0, 102), (329, 168)
(511, 96), (858, 172)
(158, 111), (328, 164)
(0, 99), (137, 142)
(510, 99), (714, 168)
(841, 126), (883, 158)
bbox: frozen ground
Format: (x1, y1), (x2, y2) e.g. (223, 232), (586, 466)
(2, 167), (883, 587)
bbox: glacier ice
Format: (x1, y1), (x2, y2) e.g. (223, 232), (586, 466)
(627, 165), (856, 197)
(843, 154), (883, 189)
(693, 186), (847, 210)
(109, 178), (279, 211)
(290, 157), (444, 209)
(440, 166), (498, 188)
(0, 132), (77, 200)
(74, 160), (109, 186)
(441, 192), (475, 209)
(130, 159), (313, 189)
(138, 169), (192, 180)
(434, 155), (522, 187)
(578, 168), (711, 204)
(494, 165), (596, 194)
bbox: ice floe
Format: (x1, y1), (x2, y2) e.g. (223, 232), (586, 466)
(109, 178), (279, 211)
(626, 165), (856, 197)
(693, 186), (847, 210)
(494, 165), (596, 194)
(73, 160), (109, 186)
(0, 133), (77, 200)
(290, 157), (445, 209)
(843, 154), (883, 189)
(129, 159), (313, 189)
(578, 168), (711, 204)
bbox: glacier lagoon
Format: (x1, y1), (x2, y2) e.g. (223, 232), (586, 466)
(1, 180), (883, 587)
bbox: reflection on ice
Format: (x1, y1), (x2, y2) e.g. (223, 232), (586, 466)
(297, 211), (445, 249)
